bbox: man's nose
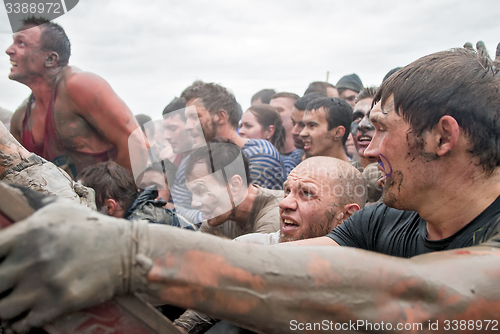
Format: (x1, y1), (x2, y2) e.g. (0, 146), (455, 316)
(358, 117), (375, 133)
(299, 128), (308, 138)
(279, 193), (298, 211)
(5, 44), (14, 56)
(185, 119), (194, 131)
(364, 136), (380, 161)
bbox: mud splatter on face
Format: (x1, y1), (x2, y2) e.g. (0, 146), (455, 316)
(420, 151), (440, 162)
(324, 202), (338, 222)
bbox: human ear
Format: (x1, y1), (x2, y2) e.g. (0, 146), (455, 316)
(264, 125), (275, 140)
(102, 198), (118, 216)
(332, 126), (345, 141)
(434, 115), (459, 157)
(341, 203), (361, 221)
(228, 175), (243, 195)
(216, 109), (228, 125)
(45, 52), (59, 67)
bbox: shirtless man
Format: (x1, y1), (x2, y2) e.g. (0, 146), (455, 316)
(6, 18), (144, 178)
(1, 47), (500, 334)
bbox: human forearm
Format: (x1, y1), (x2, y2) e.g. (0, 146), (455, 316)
(143, 227), (500, 333)
(143, 227), (416, 333)
(0, 121), (31, 176)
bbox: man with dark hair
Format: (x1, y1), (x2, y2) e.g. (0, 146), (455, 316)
(351, 86), (378, 169)
(290, 93), (324, 150)
(78, 161), (138, 218)
(171, 81), (284, 223)
(4, 46), (500, 334)
(281, 93), (324, 176)
(269, 92), (300, 155)
(136, 161), (177, 203)
(336, 73), (364, 108)
(300, 96), (352, 161)
(303, 81), (338, 97)
(162, 97), (193, 167)
(250, 88), (276, 105)
(7, 19), (145, 179)
(78, 161), (194, 230)
(185, 139), (281, 239)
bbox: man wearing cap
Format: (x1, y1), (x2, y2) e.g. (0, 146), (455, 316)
(336, 73), (364, 108)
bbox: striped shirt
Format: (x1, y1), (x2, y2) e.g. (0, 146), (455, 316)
(282, 148), (304, 177)
(170, 139), (285, 224)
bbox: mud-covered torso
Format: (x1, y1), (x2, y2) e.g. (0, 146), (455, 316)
(20, 69), (117, 178)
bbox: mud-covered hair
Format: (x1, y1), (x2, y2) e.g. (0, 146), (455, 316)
(374, 48), (500, 173)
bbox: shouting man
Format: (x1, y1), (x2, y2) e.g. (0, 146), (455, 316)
(7, 19), (143, 178)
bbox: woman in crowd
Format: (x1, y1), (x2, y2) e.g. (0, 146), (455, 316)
(239, 104), (285, 153)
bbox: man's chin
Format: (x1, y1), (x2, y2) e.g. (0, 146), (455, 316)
(278, 231), (299, 243)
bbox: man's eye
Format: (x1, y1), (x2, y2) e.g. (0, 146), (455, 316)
(301, 189), (314, 197)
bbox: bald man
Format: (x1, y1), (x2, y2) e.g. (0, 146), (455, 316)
(236, 156), (366, 245)
(174, 157), (367, 333)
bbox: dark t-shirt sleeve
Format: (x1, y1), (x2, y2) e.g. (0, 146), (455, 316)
(480, 217), (500, 248)
(327, 203), (384, 250)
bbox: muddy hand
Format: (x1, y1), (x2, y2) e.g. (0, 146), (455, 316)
(0, 199), (152, 333)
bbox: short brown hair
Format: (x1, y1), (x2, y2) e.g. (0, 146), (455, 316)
(181, 81), (240, 129)
(271, 92), (300, 102)
(375, 48), (500, 173)
(78, 161), (138, 211)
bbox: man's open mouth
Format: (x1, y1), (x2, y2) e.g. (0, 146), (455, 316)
(282, 218), (299, 233)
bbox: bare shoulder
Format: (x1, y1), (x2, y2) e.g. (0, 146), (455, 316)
(63, 66), (111, 95)
(10, 97), (30, 140)
(60, 66), (127, 118)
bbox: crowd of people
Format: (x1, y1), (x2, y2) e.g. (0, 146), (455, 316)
(0, 17), (500, 334)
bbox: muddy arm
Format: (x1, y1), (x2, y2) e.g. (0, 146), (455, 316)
(0, 121), (31, 176)
(1, 203), (499, 333)
(144, 225), (500, 333)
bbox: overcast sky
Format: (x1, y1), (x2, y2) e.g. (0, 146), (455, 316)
(1, 0), (499, 120)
